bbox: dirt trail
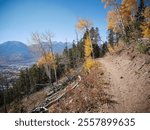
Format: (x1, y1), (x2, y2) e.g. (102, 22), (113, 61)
(99, 55), (150, 112)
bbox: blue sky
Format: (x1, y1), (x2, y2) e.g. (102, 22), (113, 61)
(0, 0), (109, 44)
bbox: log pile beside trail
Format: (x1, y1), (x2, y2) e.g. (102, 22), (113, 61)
(30, 71), (82, 113)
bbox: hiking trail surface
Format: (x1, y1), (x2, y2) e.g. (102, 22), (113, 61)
(98, 52), (150, 112)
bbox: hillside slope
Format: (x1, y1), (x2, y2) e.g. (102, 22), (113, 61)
(47, 48), (150, 113)
(5, 45), (150, 113)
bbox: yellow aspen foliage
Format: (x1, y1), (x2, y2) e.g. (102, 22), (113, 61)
(84, 34), (92, 57)
(107, 10), (121, 32)
(142, 28), (150, 38)
(84, 58), (96, 71)
(102, 0), (126, 34)
(121, 0), (137, 13)
(120, 0), (137, 26)
(84, 34), (95, 71)
(37, 52), (56, 68)
(107, 11), (116, 30)
(141, 7), (150, 38)
(76, 19), (91, 31)
(104, 0), (138, 37)
(143, 7), (150, 18)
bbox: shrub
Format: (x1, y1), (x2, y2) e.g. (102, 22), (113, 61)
(137, 43), (149, 54)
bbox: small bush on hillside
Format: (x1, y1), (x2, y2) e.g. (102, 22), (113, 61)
(137, 43), (149, 54)
(107, 42), (124, 54)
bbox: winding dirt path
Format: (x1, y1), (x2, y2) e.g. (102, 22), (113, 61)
(99, 55), (150, 112)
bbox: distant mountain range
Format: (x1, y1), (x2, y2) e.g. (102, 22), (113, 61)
(0, 41), (33, 64)
(0, 41), (71, 64)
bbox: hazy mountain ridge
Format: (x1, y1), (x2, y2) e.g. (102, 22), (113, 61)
(29, 41), (71, 56)
(0, 41), (71, 64)
(0, 41), (33, 64)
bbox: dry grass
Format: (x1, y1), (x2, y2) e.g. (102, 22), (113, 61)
(107, 42), (125, 54)
(48, 63), (117, 113)
(9, 91), (47, 112)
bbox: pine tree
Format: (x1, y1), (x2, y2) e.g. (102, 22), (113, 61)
(95, 27), (101, 44)
(89, 27), (101, 58)
(76, 39), (84, 60)
(63, 41), (70, 71)
(68, 48), (74, 68)
(136, 0), (145, 21)
(100, 42), (108, 57)
(108, 29), (115, 46)
(135, 0), (145, 37)
(92, 43), (100, 58)
(71, 40), (78, 68)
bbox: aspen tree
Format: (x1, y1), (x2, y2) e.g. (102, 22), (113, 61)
(76, 19), (95, 71)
